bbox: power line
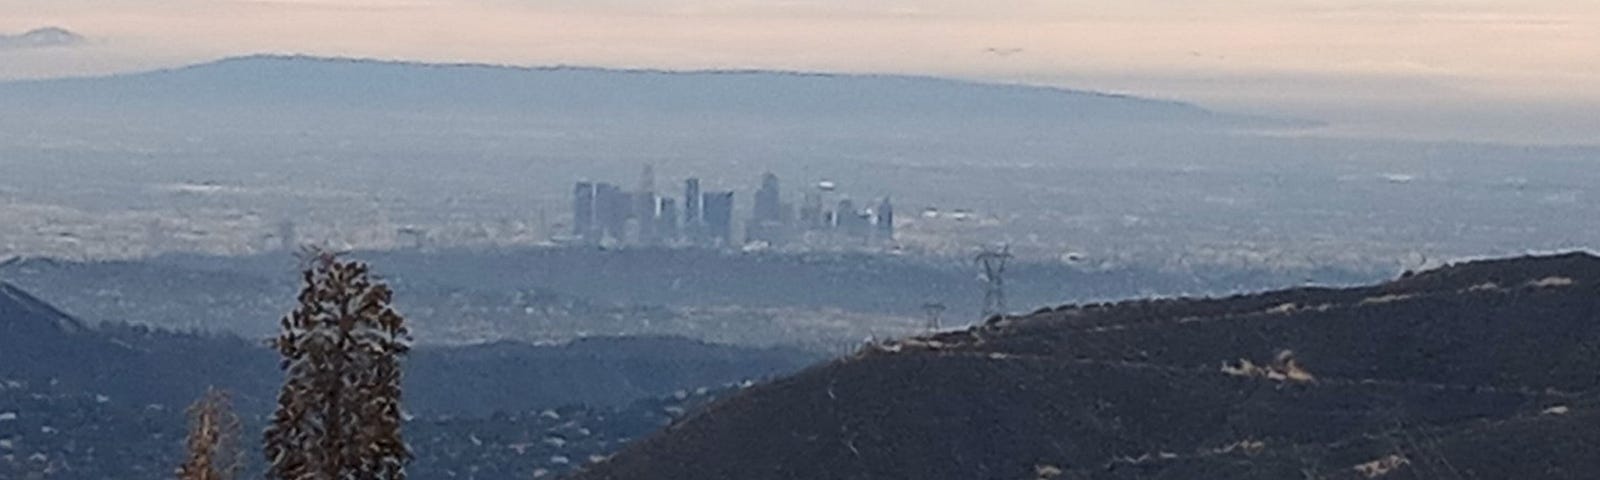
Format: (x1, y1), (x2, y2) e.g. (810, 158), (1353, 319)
(921, 302), (947, 332)
(976, 245), (1013, 321)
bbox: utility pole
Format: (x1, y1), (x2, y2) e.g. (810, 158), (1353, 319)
(921, 302), (947, 332)
(976, 245), (1013, 321)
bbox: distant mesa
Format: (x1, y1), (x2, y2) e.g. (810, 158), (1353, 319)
(0, 27), (87, 50)
(0, 54), (1315, 130)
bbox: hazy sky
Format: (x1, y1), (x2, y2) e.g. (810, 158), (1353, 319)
(2, 0), (1597, 144)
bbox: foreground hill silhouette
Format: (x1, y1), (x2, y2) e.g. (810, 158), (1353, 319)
(0, 280), (814, 416)
(0, 281), (812, 476)
(574, 252), (1600, 480)
(1, 361), (747, 478)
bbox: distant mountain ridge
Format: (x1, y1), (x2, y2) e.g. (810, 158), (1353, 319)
(0, 54), (1304, 129)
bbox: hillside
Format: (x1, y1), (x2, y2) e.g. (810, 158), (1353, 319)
(0, 280), (816, 478)
(0, 282), (86, 335)
(573, 252), (1600, 480)
(0, 370), (743, 479)
(0, 280), (816, 416)
(0, 55), (1296, 130)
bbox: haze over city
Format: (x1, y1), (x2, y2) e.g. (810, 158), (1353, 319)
(4, 2), (1600, 479)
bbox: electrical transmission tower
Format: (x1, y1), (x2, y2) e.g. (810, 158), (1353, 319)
(976, 245), (1013, 320)
(921, 302), (947, 332)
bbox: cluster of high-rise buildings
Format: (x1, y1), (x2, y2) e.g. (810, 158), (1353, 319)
(570, 167), (894, 248)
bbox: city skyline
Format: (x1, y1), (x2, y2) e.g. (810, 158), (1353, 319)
(570, 168), (896, 249)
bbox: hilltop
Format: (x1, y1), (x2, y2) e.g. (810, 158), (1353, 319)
(574, 252), (1600, 480)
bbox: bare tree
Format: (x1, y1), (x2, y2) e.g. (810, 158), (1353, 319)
(177, 387), (243, 480)
(264, 250), (412, 480)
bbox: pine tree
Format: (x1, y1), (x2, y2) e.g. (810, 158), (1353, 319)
(264, 250), (412, 480)
(177, 388), (243, 480)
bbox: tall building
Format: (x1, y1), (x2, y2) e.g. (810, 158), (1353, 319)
(572, 181), (596, 241)
(799, 192), (824, 230)
(702, 191), (735, 247)
(748, 173), (786, 244)
(753, 173), (781, 224)
(657, 197), (679, 242)
(594, 182), (628, 242)
(876, 197), (895, 242)
(683, 178), (702, 242)
(636, 165), (658, 244)
(837, 199), (869, 238)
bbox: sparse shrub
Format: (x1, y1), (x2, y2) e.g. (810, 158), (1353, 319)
(1352, 453), (1409, 478)
(1219, 349), (1314, 383)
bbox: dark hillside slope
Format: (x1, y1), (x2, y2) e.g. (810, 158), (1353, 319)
(0, 374), (741, 479)
(573, 252), (1600, 480)
(0, 281), (155, 396)
(0, 281), (816, 416)
(0, 282), (86, 335)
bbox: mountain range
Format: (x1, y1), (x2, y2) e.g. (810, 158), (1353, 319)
(0, 55), (1300, 130)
